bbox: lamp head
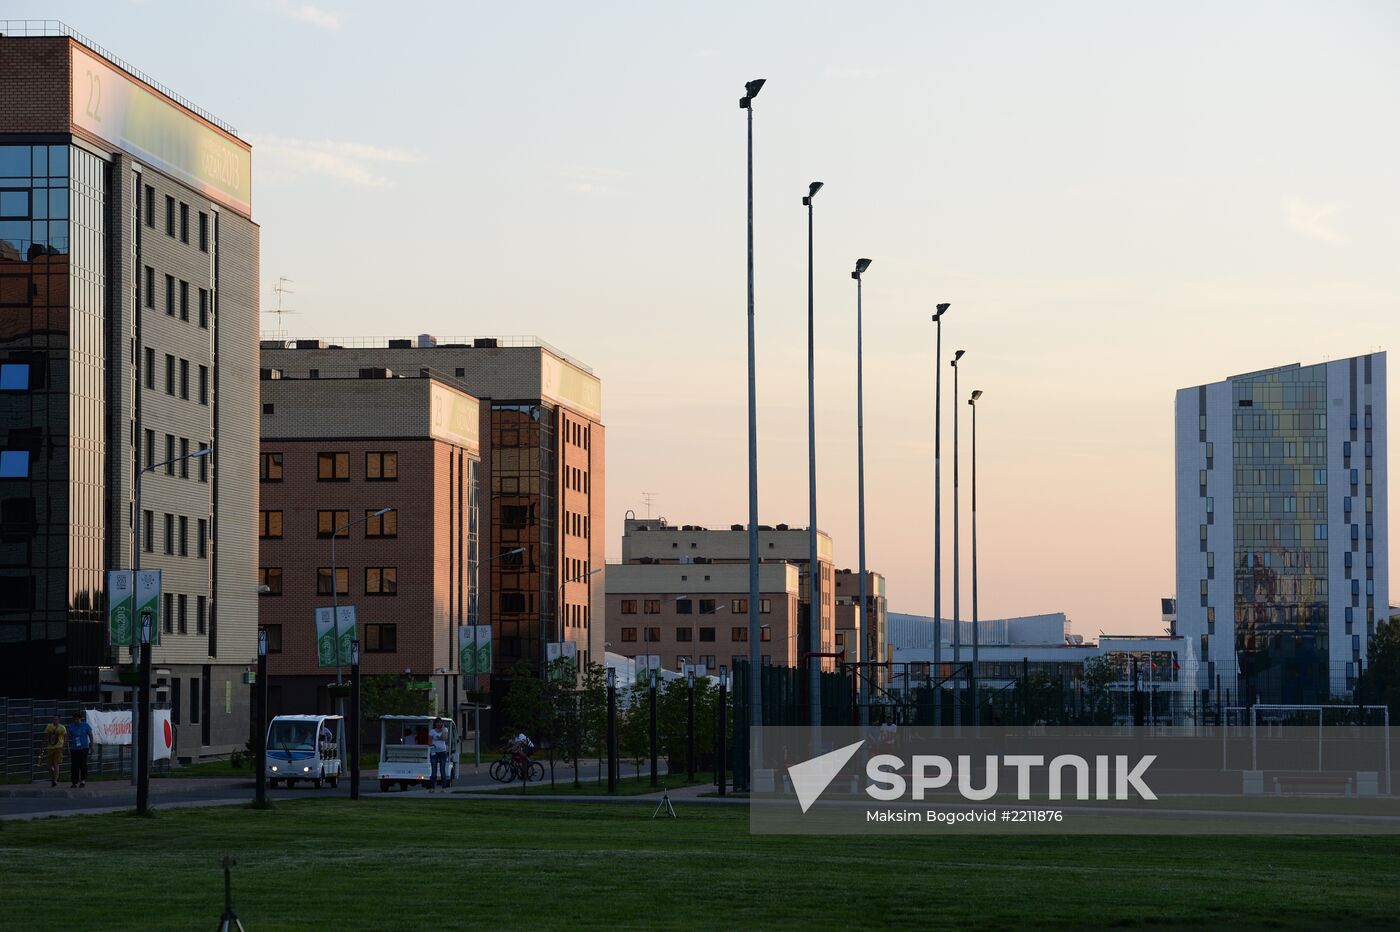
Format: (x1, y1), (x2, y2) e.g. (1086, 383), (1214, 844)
(932, 302), (950, 321)
(851, 258), (873, 280)
(952, 349), (966, 365)
(372, 507), (391, 517)
(192, 447), (213, 458)
(740, 78), (766, 109)
(970, 390), (983, 404)
(802, 181), (824, 206)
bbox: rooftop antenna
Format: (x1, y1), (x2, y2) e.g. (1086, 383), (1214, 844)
(262, 276), (298, 342)
(641, 491), (657, 518)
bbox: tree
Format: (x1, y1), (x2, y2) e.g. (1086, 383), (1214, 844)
(360, 675), (434, 750)
(618, 689), (650, 780)
(1082, 656), (1116, 725)
(576, 662), (608, 787)
(1359, 618), (1400, 722)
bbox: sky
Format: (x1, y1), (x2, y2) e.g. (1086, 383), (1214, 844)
(34, 0), (1400, 634)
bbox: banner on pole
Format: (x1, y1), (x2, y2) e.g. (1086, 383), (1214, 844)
(134, 570), (161, 645)
(315, 606), (358, 666)
(151, 708), (173, 761)
(107, 570), (134, 646)
(474, 625), (492, 675)
(546, 642), (578, 680)
(458, 625), (477, 676)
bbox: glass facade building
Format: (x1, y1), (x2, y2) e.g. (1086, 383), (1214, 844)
(1176, 355), (1388, 705)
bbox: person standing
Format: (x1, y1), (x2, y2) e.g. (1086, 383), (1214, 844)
(66, 711), (93, 788)
(43, 714), (66, 787)
(428, 717), (449, 792)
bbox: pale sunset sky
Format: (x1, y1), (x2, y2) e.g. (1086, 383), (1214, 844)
(37, 1), (1400, 634)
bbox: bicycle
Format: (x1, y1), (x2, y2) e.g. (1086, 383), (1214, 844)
(489, 752), (545, 784)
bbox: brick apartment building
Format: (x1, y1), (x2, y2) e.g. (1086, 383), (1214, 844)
(834, 568), (889, 687)
(257, 370), (481, 719)
(261, 337), (603, 707)
(606, 516), (836, 674)
(0, 25), (258, 758)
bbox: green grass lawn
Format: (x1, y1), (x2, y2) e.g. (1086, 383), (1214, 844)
(477, 775), (709, 796)
(4, 798), (1399, 930)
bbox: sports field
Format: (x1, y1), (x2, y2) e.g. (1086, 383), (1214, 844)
(5, 798), (1398, 930)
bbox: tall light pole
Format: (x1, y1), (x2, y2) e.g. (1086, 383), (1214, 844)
(331, 507), (391, 686)
(545, 566), (603, 679)
(134, 444), (212, 816)
(803, 180), (824, 734)
(931, 302), (950, 722)
(852, 257), (873, 726)
(969, 389), (983, 725)
(741, 77), (766, 758)
(951, 348), (965, 726)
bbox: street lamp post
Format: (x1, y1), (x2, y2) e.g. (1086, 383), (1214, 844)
(969, 389), (983, 725)
(931, 303), (950, 723)
(350, 638), (361, 800)
(606, 666), (618, 793)
(686, 668), (696, 782)
(133, 445), (212, 816)
(331, 507), (391, 687)
(741, 77), (766, 767)
(951, 349), (965, 725)
(255, 628), (268, 806)
(852, 257), (873, 726)
(649, 667), (659, 787)
(546, 565), (603, 679)
(717, 666), (729, 796)
(803, 180), (824, 735)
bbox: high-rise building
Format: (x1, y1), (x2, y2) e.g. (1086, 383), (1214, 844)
(260, 337), (603, 698)
(834, 568), (888, 683)
(0, 26), (259, 757)
(257, 369), (481, 720)
(1175, 354), (1388, 704)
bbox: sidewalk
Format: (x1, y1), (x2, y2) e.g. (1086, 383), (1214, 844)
(0, 776), (248, 800)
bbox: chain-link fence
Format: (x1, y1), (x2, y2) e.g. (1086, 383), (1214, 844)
(0, 697), (174, 783)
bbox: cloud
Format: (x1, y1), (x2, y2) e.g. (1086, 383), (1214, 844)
(275, 1), (343, 31)
(248, 135), (421, 187)
(1284, 198), (1344, 244)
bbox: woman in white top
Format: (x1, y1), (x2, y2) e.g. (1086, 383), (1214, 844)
(428, 717), (450, 791)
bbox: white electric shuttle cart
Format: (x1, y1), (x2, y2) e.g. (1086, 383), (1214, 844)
(265, 714), (344, 789)
(378, 715), (459, 791)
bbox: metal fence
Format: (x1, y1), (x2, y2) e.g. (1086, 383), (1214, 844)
(0, 697), (173, 783)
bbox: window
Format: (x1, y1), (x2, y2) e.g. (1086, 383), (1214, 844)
(761, 599), (773, 614)
(196, 595), (207, 635)
(163, 593), (173, 634)
(260, 452), (284, 481)
(365, 624), (398, 652)
(621, 599), (638, 614)
(144, 185), (154, 227)
(731, 598), (747, 614)
(198, 288), (209, 328)
(761, 627), (772, 642)
(178, 516), (189, 556)
(644, 599), (660, 614)
(198, 518), (208, 558)
(178, 280), (189, 321)
(165, 195), (175, 236)
(699, 627), (716, 642)
(260, 625), (283, 653)
(621, 627), (638, 642)
(676, 628), (693, 642)
(500, 592), (526, 613)
(179, 359), (190, 399)
(317, 452), (350, 480)
(699, 655), (716, 670)
(365, 508), (397, 538)
(144, 429), (154, 468)
(0, 362), (28, 391)
(365, 567), (398, 595)
(198, 444), (209, 482)
(501, 504), (529, 527)
(366, 451), (398, 481)
(700, 599), (717, 615)
(143, 510), (154, 552)
(143, 347), (154, 389)
(259, 510), (284, 539)
(165, 354), (175, 394)
(177, 594), (188, 634)
(179, 438), (190, 477)
(0, 450), (30, 478)
(164, 513), (174, 554)
(144, 266), (154, 307)
(199, 211), (209, 251)
(179, 202), (189, 243)
(259, 568), (283, 595)
(165, 435), (175, 474)
(317, 567), (349, 596)
(676, 599), (693, 615)
(199, 365), (209, 405)
(165, 274), (175, 315)
(731, 627), (748, 642)
(317, 510), (351, 538)
(645, 626), (661, 642)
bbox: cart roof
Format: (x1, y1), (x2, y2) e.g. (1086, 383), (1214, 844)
(270, 714), (343, 723)
(379, 714), (451, 721)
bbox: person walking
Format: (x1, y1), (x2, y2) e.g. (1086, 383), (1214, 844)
(43, 714), (66, 787)
(428, 717), (449, 792)
(66, 710), (93, 788)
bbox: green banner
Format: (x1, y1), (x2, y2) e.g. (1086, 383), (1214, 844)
(107, 570), (133, 646)
(134, 570), (161, 645)
(315, 607), (357, 666)
(474, 625), (491, 675)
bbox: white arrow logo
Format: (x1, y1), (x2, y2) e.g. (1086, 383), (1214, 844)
(788, 740), (865, 813)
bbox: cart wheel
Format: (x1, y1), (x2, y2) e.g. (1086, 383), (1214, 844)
(329, 776), (339, 788)
(313, 778), (323, 789)
(379, 780), (389, 793)
(400, 782), (409, 791)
